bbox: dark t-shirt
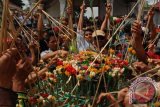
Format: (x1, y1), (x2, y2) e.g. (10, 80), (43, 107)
(39, 39), (48, 52)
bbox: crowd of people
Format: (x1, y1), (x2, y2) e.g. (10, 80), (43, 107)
(0, 1), (160, 107)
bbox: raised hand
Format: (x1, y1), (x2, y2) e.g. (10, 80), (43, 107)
(131, 21), (142, 39)
(106, 3), (112, 15)
(80, 1), (86, 11)
(66, 6), (73, 15)
(148, 7), (155, 18)
(131, 20), (148, 63)
(12, 58), (33, 92)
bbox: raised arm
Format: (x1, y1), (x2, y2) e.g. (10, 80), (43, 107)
(37, 10), (44, 40)
(147, 7), (157, 41)
(100, 3), (112, 31)
(77, 2), (85, 31)
(132, 21), (148, 63)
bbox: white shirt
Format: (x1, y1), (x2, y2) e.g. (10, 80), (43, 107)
(76, 29), (95, 52)
(40, 49), (53, 58)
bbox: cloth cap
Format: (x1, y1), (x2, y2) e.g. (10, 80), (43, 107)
(92, 30), (105, 38)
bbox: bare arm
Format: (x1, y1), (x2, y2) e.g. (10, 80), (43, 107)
(77, 3), (85, 31)
(147, 7), (157, 41)
(37, 12), (43, 40)
(41, 51), (57, 61)
(132, 21), (148, 63)
(100, 3), (112, 31)
(29, 43), (39, 65)
(149, 15), (157, 41)
(41, 50), (68, 61)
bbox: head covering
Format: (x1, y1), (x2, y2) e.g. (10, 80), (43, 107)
(92, 30), (105, 38)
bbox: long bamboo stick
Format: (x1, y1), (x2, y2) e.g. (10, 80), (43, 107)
(16, 0), (43, 35)
(137, 0), (145, 22)
(67, 0), (74, 38)
(42, 10), (81, 37)
(42, 10), (72, 40)
(8, 10), (17, 39)
(0, 0), (9, 53)
(128, 66), (160, 82)
(10, 0), (43, 48)
(142, 1), (159, 44)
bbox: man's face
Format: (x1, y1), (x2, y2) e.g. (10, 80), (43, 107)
(84, 31), (92, 42)
(48, 36), (58, 51)
(93, 36), (106, 48)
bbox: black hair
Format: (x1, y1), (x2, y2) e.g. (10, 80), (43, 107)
(45, 30), (59, 43)
(123, 23), (131, 35)
(84, 27), (93, 33)
(123, 19), (134, 36)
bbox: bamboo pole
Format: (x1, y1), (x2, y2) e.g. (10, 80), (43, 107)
(42, 10), (72, 40)
(16, 0), (43, 35)
(10, 0), (43, 48)
(8, 10), (17, 38)
(128, 66), (160, 82)
(142, 1), (158, 44)
(137, 0), (145, 22)
(0, 0), (9, 53)
(67, 0), (74, 38)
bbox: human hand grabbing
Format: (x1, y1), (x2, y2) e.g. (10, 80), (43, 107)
(132, 61), (149, 72)
(66, 6), (73, 15)
(131, 21), (142, 38)
(118, 88), (128, 102)
(131, 20), (144, 46)
(148, 7), (155, 18)
(80, 1), (86, 11)
(37, 5), (43, 13)
(106, 3), (112, 15)
(97, 93), (116, 104)
(57, 50), (68, 58)
(0, 48), (18, 89)
(12, 58), (33, 92)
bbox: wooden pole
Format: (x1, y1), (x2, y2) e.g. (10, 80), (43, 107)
(12, 0), (43, 42)
(67, 0), (74, 38)
(10, 0), (43, 49)
(137, 0), (145, 22)
(0, 0), (9, 53)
